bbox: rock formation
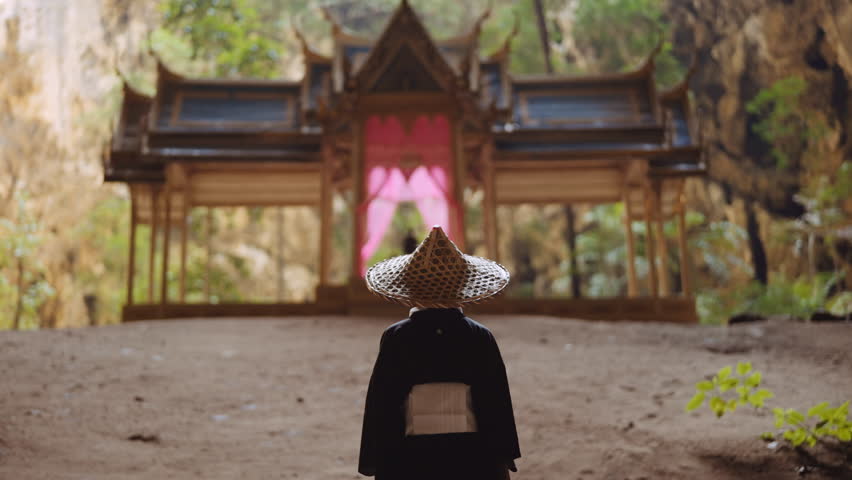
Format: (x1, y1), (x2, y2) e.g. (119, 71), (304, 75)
(667, 0), (851, 218)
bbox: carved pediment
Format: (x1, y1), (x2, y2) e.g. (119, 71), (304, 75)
(354, 2), (458, 94)
(370, 44), (443, 92)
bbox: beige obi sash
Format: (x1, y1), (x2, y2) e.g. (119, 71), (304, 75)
(405, 382), (478, 436)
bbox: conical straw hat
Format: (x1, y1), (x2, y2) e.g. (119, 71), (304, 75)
(365, 226), (510, 308)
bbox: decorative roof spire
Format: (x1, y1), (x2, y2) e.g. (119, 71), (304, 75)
(487, 12), (519, 61)
(292, 21), (332, 63)
(637, 31), (665, 74)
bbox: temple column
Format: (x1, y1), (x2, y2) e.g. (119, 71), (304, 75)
(276, 206), (285, 300)
(677, 197), (692, 296)
(179, 191), (189, 303)
(148, 185), (159, 303)
(319, 143), (333, 286)
(126, 190), (138, 306)
(160, 189), (172, 305)
(205, 207), (212, 302)
(351, 121), (364, 278)
(452, 120), (467, 250)
(481, 142), (499, 262)
(654, 182), (670, 297)
(622, 187), (639, 298)
(643, 184), (659, 298)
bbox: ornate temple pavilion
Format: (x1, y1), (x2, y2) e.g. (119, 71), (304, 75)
(104, 1), (705, 322)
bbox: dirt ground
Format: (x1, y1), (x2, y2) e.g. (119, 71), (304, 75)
(0, 315), (851, 480)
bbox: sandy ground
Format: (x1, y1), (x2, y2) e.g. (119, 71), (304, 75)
(0, 315), (851, 480)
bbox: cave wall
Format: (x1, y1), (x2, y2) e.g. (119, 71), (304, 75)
(667, 0), (852, 218)
(0, 0), (158, 146)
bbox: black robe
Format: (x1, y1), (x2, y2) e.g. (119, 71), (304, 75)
(358, 308), (521, 480)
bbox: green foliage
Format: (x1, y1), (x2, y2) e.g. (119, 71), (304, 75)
(0, 193), (55, 329)
(797, 158), (852, 236)
(570, 0), (683, 86)
(686, 363), (852, 449)
(66, 199), (247, 324)
(697, 273), (844, 324)
(686, 362), (774, 417)
(72, 195), (131, 325)
(827, 291), (852, 316)
(748, 273), (841, 318)
(745, 76), (826, 169)
(767, 402), (852, 447)
(157, 0), (282, 78)
(577, 204), (628, 297)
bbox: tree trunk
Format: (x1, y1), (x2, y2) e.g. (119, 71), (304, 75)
(744, 201), (768, 284)
(13, 258), (24, 329)
(564, 206), (581, 298)
(533, 0), (553, 73)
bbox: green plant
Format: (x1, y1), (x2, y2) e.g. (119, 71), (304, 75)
(686, 362), (774, 416)
(157, 0), (282, 78)
(0, 193), (55, 329)
(746, 76), (816, 169)
(746, 273), (841, 318)
(696, 273), (845, 324)
(687, 362), (852, 448)
(827, 291), (852, 317)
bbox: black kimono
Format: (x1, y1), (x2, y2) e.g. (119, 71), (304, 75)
(358, 308), (521, 480)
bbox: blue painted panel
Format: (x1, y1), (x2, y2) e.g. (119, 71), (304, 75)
(158, 85), (300, 127)
(343, 45), (371, 57)
(515, 93), (649, 126)
(179, 96), (289, 123)
(669, 103), (692, 146)
(495, 141), (658, 152)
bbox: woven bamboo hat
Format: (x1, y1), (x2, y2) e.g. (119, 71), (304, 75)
(365, 226), (510, 308)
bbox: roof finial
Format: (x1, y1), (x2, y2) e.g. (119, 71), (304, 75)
(638, 29), (665, 74)
(469, 5), (492, 37)
(291, 20), (331, 62)
(659, 47), (700, 100)
(319, 6), (343, 36)
(487, 12), (519, 61)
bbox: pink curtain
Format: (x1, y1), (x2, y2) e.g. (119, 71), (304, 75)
(358, 114), (459, 274)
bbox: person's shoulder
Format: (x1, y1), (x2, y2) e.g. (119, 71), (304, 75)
(462, 316), (495, 340)
(382, 317), (413, 337)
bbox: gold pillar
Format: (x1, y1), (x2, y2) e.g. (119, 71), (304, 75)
(351, 121), (364, 279)
(482, 142), (499, 262)
(148, 186), (159, 303)
(452, 120), (467, 250)
(677, 202), (692, 296)
(319, 144), (333, 285)
(622, 188), (639, 297)
(654, 184), (670, 297)
(205, 207), (212, 302)
(276, 207), (285, 301)
(643, 185), (659, 298)
(126, 191), (138, 306)
(160, 189), (171, 305)
(179, 192), (189, 303)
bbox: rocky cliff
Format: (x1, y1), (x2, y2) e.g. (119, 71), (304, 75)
(0, 0), (157, 146)
(667, 0), (851, 218)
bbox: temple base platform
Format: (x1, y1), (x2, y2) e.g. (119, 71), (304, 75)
(121, 284), (698, 323)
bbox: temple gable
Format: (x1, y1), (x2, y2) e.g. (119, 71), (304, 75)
(369, 44), (443, 93)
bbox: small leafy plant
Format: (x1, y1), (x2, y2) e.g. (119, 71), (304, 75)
(686, 362), (852, 448)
